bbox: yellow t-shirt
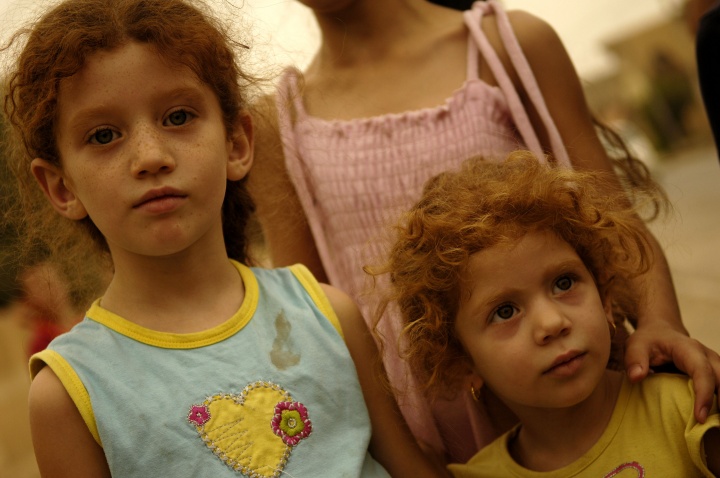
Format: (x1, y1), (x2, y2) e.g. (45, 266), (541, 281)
(449, 374), (719, 477)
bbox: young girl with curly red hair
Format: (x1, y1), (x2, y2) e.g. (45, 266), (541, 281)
(248, 0), (720, 462)
(3, 1), (446, 476)
(374, 152), (720, 476)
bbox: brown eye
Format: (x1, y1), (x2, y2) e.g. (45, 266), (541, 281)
(496, 305), (514, 319)
(490, 304), (517, 323)
(90, 128), (116, 145)
(167, 110), (188, 126)
(554, 275), (575, 293)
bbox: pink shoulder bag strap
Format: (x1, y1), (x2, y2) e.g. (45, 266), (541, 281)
(465, 0), (571, 167)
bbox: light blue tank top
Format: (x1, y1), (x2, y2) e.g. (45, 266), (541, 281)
(30, 262), (389, 478)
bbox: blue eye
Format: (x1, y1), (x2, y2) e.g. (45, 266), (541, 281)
(491, 304), (517, 323)
(166, 109), (190, 126)
(89, 128), (117, 145)
(553, 275), (575, 293)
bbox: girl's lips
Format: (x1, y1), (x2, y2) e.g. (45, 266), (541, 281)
(134, 187), (187, 213)
(543, 351), (586, 376)
(134, 187), (185, 207)
(135, 195), (185, 214)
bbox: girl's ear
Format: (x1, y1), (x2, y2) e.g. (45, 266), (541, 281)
(467, 372), (484, 402)
(602, 296), (618, 339)
(31, 159), (88, 220)
(595, 274), (614, 325)
(226, 112), (254, 181)
(601, 289), (614, 324)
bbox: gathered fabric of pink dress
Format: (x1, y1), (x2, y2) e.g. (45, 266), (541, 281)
(275, 0), (570, 462)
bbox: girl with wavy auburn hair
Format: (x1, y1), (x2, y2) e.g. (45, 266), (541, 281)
(3, 1), (446, 477)
(373, 152), (720, 476)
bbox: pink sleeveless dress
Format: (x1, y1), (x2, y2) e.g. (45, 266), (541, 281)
(275, 0), (570, 461)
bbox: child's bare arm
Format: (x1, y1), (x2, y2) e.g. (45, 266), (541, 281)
(320, 284), (450, 477)
(704, 427), (720, 475)
(29, 367), (111, 478)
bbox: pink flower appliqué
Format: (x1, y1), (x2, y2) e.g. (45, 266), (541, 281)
(187, 404), (211, 427)
(271, 401), (312, 446)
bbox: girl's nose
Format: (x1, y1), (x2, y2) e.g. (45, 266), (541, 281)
(130, 126), (176, 177)
(532, 303), (572, 345)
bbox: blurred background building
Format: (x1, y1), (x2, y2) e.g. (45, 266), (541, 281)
(585, 8), (711, 154)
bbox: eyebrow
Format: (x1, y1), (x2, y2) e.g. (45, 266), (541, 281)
(469, 257), (586, 308)
(476, 288), (520, 311)
(161, 86), (208, 104)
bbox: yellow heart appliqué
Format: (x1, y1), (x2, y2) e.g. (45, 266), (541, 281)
(187, 381), (312, 477)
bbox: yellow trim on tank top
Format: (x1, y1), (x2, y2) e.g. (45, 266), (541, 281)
(85, 261), (258, 349)
(289, 263), (344, 339)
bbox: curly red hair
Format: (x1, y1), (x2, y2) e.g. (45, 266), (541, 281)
(372, 151), (657, 397)
(4, 0), (256, 275)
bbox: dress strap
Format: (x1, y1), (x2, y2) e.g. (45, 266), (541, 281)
(464, 0), (571, 167)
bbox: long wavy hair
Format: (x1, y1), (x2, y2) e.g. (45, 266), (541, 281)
(370, 151), (659, 397)
(3, 0), (258, 306)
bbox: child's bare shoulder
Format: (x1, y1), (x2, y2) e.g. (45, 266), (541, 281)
(317, 283), (361, 331)
(29, 366), (76, 419)
(30, 366), (111, 477)
(477, 8), (564, 89)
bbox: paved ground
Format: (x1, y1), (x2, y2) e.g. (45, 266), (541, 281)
(647, 145), (720, 353)
(1, 145), (718, 477)
(0, 306), (37, 478)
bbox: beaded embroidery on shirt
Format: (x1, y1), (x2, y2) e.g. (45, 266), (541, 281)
(603, 461), (645, 478)
(187, 381), (312, 477)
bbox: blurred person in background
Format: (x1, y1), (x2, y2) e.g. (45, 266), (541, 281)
(1, 85), (88, 357)
(690, 0), (720, 159)
(13, 262), (82, 356)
